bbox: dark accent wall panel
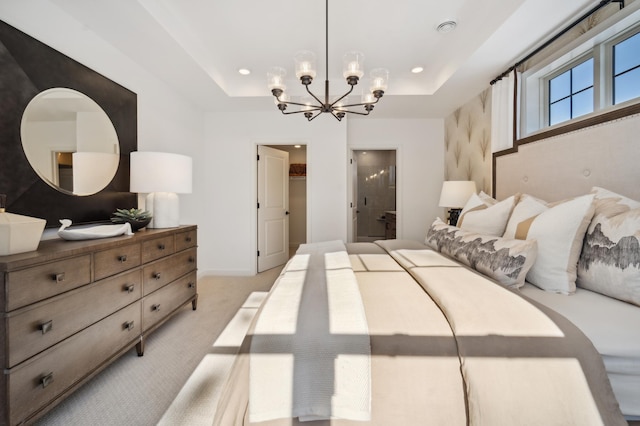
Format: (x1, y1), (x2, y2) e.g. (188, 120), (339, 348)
(0, 19), (137, 227)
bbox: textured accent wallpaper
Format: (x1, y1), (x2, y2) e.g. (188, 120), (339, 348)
(444, 88), (492, 195)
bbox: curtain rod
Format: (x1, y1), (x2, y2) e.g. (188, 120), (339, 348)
(490, 0), (625, 85)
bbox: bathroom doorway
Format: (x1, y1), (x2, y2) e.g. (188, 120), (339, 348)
(353, 150), (396, 242)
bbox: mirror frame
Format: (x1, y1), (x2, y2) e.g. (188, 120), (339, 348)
(0, 19), (136, 227)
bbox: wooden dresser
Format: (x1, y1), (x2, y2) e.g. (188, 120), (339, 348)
(0, 225), (197, 425)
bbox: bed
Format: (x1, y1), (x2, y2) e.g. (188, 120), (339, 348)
(213, 237), (627, 425)
(213, 116), (640, 424)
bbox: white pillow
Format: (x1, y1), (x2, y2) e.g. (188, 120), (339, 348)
(577, 187), (640, 306)
(503, 194), (548, 239)
(514, 194), (595, 294)
(457, 195), (516, 237)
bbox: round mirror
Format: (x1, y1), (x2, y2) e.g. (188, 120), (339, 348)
(20, 88), (120, 196)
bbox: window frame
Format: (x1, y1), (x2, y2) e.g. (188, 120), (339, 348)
(543, 55), (596, 127)
(609, 29), (640, 105)
(519, 6), (640, 142)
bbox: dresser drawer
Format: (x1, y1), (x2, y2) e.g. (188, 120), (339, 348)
(5, 255), (91, 311)
(142, 248), (197, 295)
(142, 271), (196, 331)
(6, 269), (142, 368)
(175, 229), (197, 252)
(94, 243), (141, 281)
(7, 302), (142, 425)
(141, 235), (175, 264)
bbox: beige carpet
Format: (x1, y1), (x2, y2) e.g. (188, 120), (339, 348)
(35, 268), (281, 426)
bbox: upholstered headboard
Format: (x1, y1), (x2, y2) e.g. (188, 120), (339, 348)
(494, 113), (640, 202)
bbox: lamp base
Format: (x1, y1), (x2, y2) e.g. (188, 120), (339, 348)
(146, 192), (180, 228)
(448, 208), (462, 226)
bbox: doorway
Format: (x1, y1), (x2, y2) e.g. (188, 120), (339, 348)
(257, 144), (307, 272)
(353, 150), (396, 242)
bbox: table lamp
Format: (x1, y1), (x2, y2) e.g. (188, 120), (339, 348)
(438, 181), (476, 226)
(130, 152), (192, 228)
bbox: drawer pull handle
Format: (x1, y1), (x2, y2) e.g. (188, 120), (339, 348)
(118, 255), (128, 263)
(185, 236), (192, 243)
(188, 282), (195, 289)
(123, 320), (135, 331)
(40, 320), (53, 335)
(41, 372), (54, 389)
(153, 272), (162, 280)
(52, 273), (65, 283)
(158, 243), (165, 250)
(188, 257), (195, 263)
(124, 284), (135, 293)
(152, 304), (161, 312)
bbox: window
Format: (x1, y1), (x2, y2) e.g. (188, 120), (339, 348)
(613, 31), (640, 105)
(521, 9), (640, 138)
(548, 58), (594, 126)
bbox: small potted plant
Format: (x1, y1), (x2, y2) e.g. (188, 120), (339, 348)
(111, 208), (152, 231)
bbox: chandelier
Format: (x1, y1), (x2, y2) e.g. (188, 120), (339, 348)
(267, 0), (389, 121)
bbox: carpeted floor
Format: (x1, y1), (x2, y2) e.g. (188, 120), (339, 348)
(34, 267), (281, 426)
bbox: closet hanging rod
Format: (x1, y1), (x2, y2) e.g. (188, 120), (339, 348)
(489, 0), (624, 85)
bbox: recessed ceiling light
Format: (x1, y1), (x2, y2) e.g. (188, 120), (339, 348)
(437, 20), (457, 33)
(238, 68), (251, 75)
(411, 66), (424, 74)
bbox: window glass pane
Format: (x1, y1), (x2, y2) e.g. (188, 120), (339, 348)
(572, 88), (594, 118)
(550, 98), (571, 126)
(550, 70), (570, 103)
(615, 67), (640, 104)
(614, 32), (640, 75)
(572, 58), (593, 92)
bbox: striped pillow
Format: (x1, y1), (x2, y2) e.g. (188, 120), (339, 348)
(513, 194), (595, 294)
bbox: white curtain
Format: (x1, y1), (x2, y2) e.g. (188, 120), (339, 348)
(491, 69), (521, 153)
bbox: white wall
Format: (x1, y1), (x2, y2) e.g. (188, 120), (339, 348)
(203, 112), (347, 275)
(348, 119), (444, 241)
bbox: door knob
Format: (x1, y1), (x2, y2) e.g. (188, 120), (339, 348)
(285, 211), (290, 215)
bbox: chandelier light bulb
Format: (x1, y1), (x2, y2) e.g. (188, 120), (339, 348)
(361, 92), (375, 104)
(342, 51), (365, 79)
(267, 67), (287, 91)
(294, 50), (317, 80)
(370, 68), (389, 93)
(274, 92), (290, 105)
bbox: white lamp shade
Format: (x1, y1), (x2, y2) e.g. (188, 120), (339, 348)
(438, 181), (477, 208)
(130, 152), (192, 194)
(72, 152), (119, 196)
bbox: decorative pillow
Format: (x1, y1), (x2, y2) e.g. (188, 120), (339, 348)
(513, 194), (595, 294)
(425, 218), (537, 288)
(577, 187), (640, 306)
(478, 191), (498, 205)
(457, 194), (516, 236)
(503, 194), (548, 239)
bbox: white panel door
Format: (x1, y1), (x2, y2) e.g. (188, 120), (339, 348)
(257, 145), (289, 272)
